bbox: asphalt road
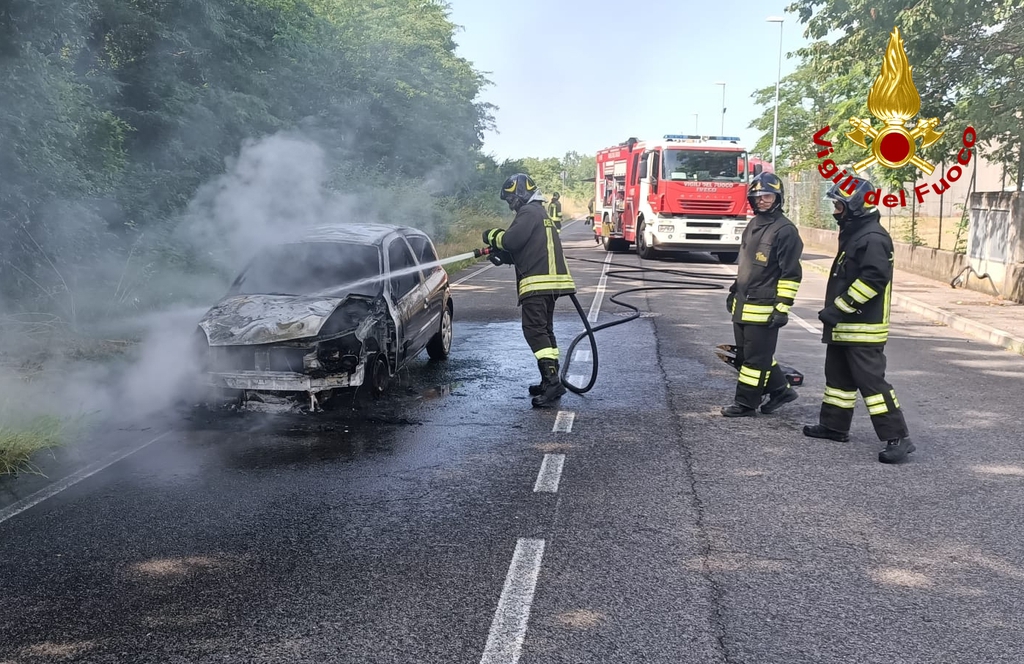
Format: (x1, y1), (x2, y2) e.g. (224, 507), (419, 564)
(2, 220), (1024, 663)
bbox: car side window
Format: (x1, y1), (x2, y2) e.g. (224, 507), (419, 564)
(388, 239), (422, 299)
(407, 236), (441, 276)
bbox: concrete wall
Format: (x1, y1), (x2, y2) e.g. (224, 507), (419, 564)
(967, 192), (1024, 301)
(798, 227), (975, 291)
(798, 193), (1024, 303)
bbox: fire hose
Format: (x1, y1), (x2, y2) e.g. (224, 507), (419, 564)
(473, 247), (734, 394)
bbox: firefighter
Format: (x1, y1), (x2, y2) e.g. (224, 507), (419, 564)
(483, 173), (576, 408)
(547, 192), (563, 232)
(722, 172), (803, 417)
(586, 197), (596, 226)
(803, 179), (915, 464)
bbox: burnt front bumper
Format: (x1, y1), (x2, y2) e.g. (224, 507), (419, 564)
(203, 362), (365, 392)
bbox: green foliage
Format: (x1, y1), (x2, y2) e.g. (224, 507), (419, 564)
(499, 152), (597, 203)
(752, 0), (1023, 188)
(0, 0), (495, 323)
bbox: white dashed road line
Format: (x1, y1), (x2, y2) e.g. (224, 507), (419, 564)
(0, 430), (172, 526)
(533, 454), (565, 493)
(479, 538), (546, 664)
(573, 350), (591, 363)
(552, 411), (575, 433)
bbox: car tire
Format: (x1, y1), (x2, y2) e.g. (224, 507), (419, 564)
(715, 252), (739, 264)
(426, 301), (453, 360)
(368, 353), (391, 398)
(636, 221), (656, 260)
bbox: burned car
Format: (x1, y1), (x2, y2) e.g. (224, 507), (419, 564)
(195, 224), (453, 411)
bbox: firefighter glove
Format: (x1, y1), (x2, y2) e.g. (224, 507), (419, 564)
(767, 310), (789, 329)
(488, 249), (514, 266)
(726, 293), (736, 315)
(817, 304), (845, 326)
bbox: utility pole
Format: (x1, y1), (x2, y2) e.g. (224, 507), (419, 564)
(767, 17), (784, 168)
(715, 82), (726, 134)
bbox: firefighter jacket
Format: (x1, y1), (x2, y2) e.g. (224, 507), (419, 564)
(485, 201), (576, 302)
(822, 212), (894, 345)
(547, 199), (563, 223)
(729, 210), (803, 325)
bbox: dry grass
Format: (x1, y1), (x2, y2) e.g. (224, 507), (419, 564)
(880, 213), (966, 250)
(0, 412), (68, 475)
(435, 206), (508, 275)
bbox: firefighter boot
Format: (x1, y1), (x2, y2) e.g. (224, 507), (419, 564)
(761, 386), (798, 414)
(528, 360), (548, 396)
(531, 359), (566, 408)
(878, 437), (916, 464)
(721, 403), (757, 417)
(802, 424), (850, 442)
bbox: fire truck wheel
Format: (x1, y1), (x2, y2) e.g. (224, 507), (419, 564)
(636, 221), (656, 260)
(715, 252), (739, 265)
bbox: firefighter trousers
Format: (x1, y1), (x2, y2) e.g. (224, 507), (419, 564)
(521, 294), (558, 362)
(818, 344), (910, 440)
(733, 323), (789, 409)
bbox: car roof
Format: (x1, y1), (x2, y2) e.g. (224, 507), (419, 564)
(299, 224), (428, 246)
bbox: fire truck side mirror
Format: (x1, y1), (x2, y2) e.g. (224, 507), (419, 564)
(753, 164), (763, 176)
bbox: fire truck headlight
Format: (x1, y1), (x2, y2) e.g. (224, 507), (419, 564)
(658, 225), (674, 234)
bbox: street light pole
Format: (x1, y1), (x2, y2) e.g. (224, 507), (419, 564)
(693, 113), (699, 135)
(715, 82), (726, 134)
(767, 17), (784, 168)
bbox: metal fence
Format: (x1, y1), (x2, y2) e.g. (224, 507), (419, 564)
(782, 171), (974, 252)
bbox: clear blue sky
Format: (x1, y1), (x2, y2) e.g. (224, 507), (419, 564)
(446, 0), (810, 160)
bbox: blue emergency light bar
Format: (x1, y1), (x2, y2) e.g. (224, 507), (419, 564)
(664, 134), (741, 143)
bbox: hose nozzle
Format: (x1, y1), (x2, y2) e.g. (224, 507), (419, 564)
(473, 246), (492, 258)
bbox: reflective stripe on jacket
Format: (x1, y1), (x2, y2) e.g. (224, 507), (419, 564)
(822, 213), (894, 345)
(487, 201), (575, 301)
(729, 211), (803, 325)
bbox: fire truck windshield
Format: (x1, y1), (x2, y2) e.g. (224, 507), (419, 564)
(663, 149), (748, 183)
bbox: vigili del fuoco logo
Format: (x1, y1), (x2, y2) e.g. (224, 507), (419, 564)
(811, 26), (976, 208)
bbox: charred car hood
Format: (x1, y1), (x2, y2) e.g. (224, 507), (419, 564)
(199, 294), (346, 346)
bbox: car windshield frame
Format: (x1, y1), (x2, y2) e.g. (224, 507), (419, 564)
(229, 241), (384, 298)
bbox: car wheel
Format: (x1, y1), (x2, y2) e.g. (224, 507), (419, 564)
(368, 353), (391, 398)
(427, 302), (453, 360)
(715, 252), (739, 264)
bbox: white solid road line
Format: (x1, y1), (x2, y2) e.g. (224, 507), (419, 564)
(452, 264), (495, 286)
(533, 454), (566, 493)
(0, 430), (172, 526)
(552, 411), (575, 433)
(587, 253), (614, 324)
(791, 312), (822, 335)
(479, 538), (546, 664)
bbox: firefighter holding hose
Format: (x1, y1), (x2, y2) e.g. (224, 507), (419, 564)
(482, 173), (576, 408)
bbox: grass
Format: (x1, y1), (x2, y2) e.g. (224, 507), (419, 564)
(435, 204), (508, 275)
(0, 412), (68, 476)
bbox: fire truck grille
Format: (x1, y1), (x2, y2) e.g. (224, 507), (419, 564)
(685, 233), (723, 241)
(679, 200), (732, 213)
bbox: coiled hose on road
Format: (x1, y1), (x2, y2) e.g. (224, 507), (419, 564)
(559, 255), (735, 395)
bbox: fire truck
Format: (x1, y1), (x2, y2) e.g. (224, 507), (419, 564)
(594, 135), (768, 263)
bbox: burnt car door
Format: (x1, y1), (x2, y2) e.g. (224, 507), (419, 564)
(405, 234), (446, 339)
(386, 236), (429, 362)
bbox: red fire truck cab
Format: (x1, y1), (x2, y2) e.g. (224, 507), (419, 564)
(595, 135), (761, 263)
